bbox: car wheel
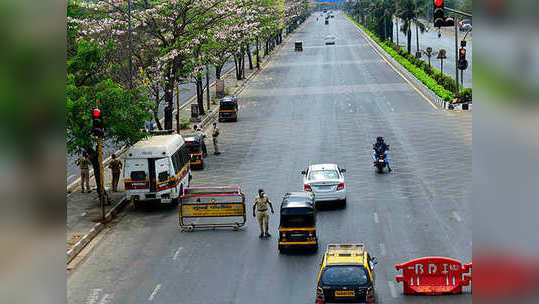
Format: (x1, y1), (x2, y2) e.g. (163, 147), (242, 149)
(133, 200), (141, 210)
(341, 199), (347, 208)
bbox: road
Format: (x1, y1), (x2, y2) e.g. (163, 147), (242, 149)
(68, 12), (472, 304)
(393, 18), (472, 88)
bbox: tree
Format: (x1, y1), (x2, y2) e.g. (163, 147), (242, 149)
(66, 40), (152, 194)
(396, 0), (427, 55)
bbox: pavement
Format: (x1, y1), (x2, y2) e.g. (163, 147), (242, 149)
(393, 18), (472, 88)
(67, 12), (471, 304)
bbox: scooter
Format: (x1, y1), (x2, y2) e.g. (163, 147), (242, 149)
(373, 151), (387, 173)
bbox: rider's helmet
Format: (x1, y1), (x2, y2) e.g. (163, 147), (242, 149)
(376, 136), (384, 143)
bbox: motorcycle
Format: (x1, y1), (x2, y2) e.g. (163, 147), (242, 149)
(374, 151), (387, 173)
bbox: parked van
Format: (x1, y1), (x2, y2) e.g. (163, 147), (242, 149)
(124, 131), (191, 207)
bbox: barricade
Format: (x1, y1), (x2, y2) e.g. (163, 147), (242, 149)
(179, 186), (245, 231)
(396, 257), (472, 295)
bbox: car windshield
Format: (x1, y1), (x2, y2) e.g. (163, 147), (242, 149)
(322, 266), (370, 286)
(308, 170), (339, 180)
(186, 143), (199, 153)
(220, 102), (236, 110)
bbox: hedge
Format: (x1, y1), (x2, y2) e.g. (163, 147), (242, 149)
(345, 14), (455, 102)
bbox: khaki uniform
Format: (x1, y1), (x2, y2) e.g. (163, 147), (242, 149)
(212, 127), (220, 154)
(76, 156), (91, 192)
(108, 158), (123, 192)
(254, 195), (271, 234)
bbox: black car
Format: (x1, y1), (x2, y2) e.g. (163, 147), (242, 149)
(278, 192), (318, 253)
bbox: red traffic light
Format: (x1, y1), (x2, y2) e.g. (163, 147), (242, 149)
(93, 108), (101, 118)
(434, 0), (443, 7)
(460, 48), (467, 55)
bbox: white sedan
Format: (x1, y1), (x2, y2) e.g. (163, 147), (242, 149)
(301, 164), (346, 207)
(325, 35), (336, 45)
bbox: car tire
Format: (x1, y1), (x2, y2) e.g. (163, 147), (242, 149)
(341, 199), (347, 208)
(133, 200), (141, 210)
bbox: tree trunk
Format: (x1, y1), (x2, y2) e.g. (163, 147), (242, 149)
(234, 55), (239, 79)
(264, 39), (269, 56)
(407, 21), (412, 54)
(88, 148), (108, 204)
(215, 63), (223, 79)
(256, 37), (260, 69)
(247, 43), (253, 70)
(241, 48), (246, 78)
(164, 80), (174, 130)
(153, 90), (163, 130)
(415, 21), (419, 54)
(196, 77), (205, 115)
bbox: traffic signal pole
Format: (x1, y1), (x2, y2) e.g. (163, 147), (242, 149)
(95, 100), (106, 222)
(455, 17), (459, 94)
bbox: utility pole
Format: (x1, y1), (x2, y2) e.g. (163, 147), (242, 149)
(127, 0), (133, 89)
(176, 81), (180, 134)
(206, 64), (210, 111)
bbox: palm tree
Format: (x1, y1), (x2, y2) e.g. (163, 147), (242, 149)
(396, 0), (427, 55)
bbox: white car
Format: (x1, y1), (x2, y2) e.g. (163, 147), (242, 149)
(301, 164), (346, 207)
(325, 35), (336, 45)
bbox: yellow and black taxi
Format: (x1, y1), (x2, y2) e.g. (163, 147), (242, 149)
(315, 244), (377, 303)
(278, 192), (317, 253)
(218, 96), (238, 122)
(184, 135), (204, 169)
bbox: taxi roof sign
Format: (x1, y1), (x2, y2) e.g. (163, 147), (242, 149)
(327, 243), (364, 256)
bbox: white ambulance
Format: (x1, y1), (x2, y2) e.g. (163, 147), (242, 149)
(124, 131), (191, 207)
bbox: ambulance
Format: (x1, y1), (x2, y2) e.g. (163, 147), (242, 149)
(124, 131), (191, 207)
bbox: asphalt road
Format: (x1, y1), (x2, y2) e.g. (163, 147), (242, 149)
(68, 12), (472, 304)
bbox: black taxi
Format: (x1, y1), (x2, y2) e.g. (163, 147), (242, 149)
(218, 96), (238, 122)
(316, 244), (377, 303)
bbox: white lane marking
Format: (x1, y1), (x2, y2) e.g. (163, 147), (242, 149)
(98, 294), (113, 304)
(373, 212), (379, 224)
(379, 243), (386, 256)
(388, 281), (398, 298)
(81, 212), (88, 217)
(86, 289), (102, 304)
(148, 284), (162, 301)
(452, 211), (462, 222)
(68, 174), (76, 181)
(346, 17), (438, 110)
(172, 247), (183, 260)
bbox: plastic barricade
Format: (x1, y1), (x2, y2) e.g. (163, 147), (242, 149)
(396, 257), (472, 295)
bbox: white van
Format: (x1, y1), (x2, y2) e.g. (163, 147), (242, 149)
(124, 132), (191, 206)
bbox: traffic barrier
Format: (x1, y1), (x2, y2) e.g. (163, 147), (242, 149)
(395, 257), (472, 295)
(179, 186), (246, 231)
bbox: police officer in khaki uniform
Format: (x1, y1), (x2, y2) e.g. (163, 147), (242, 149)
(76, 152), (91, 193)
(212, 122), (221, 155)
(108, 154), (123, 192)
(252, 189), (274, 238)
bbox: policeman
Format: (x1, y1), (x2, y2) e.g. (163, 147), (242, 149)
(252, 189), (274, 238)
(212, 122), (221, 155)
(193, 125), (208, 158)
(76, 152), (91, 193)
(108, 154), (123, 192)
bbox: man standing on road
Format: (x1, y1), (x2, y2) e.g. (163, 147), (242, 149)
(252, 189), (274, 238)
(212, 122), (221, 155)
(76, 152), (91, 193)
(108, 154), (123, 192)
(194, 125), (208, 158)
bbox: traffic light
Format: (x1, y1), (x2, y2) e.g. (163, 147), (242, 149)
(92, 108), (104, 138)
(458, 48), (468, 70)
(433, 0), (454, 27)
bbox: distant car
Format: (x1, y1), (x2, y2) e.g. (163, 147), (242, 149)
(459, 19), (472, 32)
(301, 163), (346, 207)
(324, 35), (336, 45)
(315, 244), (377, 304)
(330, 15), (335, 18)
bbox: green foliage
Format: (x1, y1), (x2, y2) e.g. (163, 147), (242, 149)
(66, 41), (152, 156)
(345, 13), (454, 102)
(179, 118), (191, 130)
(457, 88), (472, 102)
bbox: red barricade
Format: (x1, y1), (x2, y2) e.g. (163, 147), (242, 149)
(395, 257), (472, 295)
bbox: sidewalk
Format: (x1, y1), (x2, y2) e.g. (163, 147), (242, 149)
(66, 23), (298, 263)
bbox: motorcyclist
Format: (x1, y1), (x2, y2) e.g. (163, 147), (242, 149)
(373, 136), (391, 172)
